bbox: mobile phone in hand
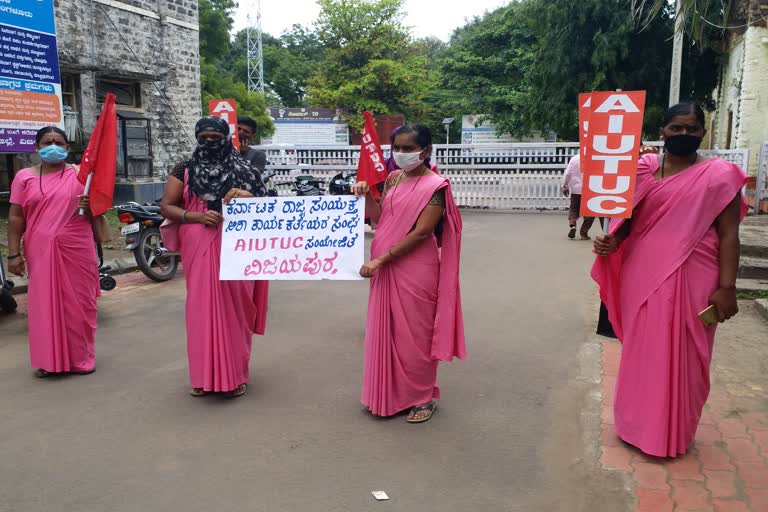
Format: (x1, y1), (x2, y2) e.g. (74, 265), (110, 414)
(699, 305), (719, 327)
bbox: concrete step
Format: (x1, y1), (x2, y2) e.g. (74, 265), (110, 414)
(742, 243), (768, 259)
(738, 256), (768, 280)
(755, 299), (768, 324)
(737, 278), (768, 295)
(741, 215), (768, 259)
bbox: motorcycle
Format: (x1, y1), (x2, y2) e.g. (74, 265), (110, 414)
(96, 243), (117, 291)
(0, 255), (17, 314)
(328, 171), (373, 227)
(327, 171), (356, 196)
(116, 201), (179, 282)
(278, 174), (326, 196)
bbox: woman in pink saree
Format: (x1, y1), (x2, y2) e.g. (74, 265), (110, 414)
(353, 125), (465, 423)
(161, 117), (269, 398)
(593, 103), (747, 457)
(7, 127), (99, 378)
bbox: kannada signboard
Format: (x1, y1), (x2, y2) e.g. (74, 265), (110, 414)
(265, 107), (349, 145)
(220, 196), (365, 281)
(579, 91), (646, 219)
(269, 108), (343, 122)
(0, 0), (64, 153)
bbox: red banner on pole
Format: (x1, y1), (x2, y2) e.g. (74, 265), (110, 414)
(580, 91), (646, 219)
(208, 99), (240, 152)
(356, 111), (387, 200)
(78, 92), (117, 216)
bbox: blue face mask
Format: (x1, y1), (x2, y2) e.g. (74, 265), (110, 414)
(39, 145), (68, 164)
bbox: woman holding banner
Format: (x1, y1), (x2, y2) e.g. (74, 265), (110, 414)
(593, 103), (747, 457)
(160, 116), (268, 398)
(7, 126), (99, 378)
(353, 125), (465, 423)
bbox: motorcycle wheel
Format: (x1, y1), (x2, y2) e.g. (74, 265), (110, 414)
(100, 275), (117, 291)
(134, 226), (179, 282)
(0, 291), (17, 313)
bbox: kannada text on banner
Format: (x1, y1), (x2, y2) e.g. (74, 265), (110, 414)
(220, 196), (365, 281)
(0, 0), (63, 153)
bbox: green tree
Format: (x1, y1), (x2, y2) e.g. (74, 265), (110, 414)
(439, 4), (537, 138)
(525, 0), (722, 138)
(199, 0), (237, 65)
(630, 0), (735, 42)
(440, 0), (722, 140)
(228, 25), (325, 107)
(198, 0), (274, 139)
(306, 0), (433, 128)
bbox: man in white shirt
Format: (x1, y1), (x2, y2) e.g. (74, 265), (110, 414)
(561, 154), (595, 240)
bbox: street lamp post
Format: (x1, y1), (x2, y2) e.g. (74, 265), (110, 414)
(669, 0), (684, 106)
(442, 118), (455, 144)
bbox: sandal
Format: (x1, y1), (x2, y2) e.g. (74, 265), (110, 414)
(190, 388), (207, 397)
(34, 369), (52, 379)
(406, 402), (437, 423)
(226, 383), (247, 399)
(72, 368), (95, 375)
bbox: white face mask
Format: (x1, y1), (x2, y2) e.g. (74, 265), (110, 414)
(393, 150), (424, 172)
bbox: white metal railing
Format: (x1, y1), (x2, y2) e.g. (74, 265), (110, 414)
(252, 143), (752, 210)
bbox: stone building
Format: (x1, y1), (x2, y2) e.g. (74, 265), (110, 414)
(1, 0), (201, 202)
(710, 0), (768, 175)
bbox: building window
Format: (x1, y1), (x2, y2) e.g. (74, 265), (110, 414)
(96, 78), (142, 109)
(61, 73), (81, 112)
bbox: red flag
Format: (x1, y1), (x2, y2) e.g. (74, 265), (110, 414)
(356, 111), (387, 199)
(78, 92), (117, 216)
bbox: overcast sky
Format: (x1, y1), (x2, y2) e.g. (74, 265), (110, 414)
(233, 0), (511, 40)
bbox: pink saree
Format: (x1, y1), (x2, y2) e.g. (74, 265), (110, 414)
(362, 171), (465, 416)
(179, 171), (269, 392)
(10, 167), (99, 372)
(592, 155), (747, 457)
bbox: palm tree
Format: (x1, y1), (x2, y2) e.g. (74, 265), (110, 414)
(630, 0), (739, 104)
(630, 0), (736, 42)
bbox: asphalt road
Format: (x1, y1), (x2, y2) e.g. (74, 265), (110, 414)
(0, 212), (629, 512)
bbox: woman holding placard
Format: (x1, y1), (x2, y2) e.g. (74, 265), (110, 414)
(6, 126), (100, 378)
(160, 116), (268, 399)
(592, 103), (747, 457)
(352, 125), (465, 424)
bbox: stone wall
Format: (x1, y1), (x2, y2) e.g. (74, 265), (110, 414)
(712, 0), (768, 175)
(54, 0), (201, 179)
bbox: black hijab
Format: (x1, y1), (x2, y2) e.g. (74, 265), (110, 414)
(187, 116), (266, 211)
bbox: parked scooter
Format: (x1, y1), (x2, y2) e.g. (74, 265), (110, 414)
(0, 255), (17, 313)
(116, 201), (179, 282)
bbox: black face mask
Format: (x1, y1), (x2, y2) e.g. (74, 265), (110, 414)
(664, 134), (702, 156)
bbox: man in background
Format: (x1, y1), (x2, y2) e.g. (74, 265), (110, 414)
(237, 116), (267, 173)
(562, 154), (595, 240)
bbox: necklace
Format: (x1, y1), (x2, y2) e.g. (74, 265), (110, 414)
(659, 151), (697, 179)
(388, 168), (426, 214)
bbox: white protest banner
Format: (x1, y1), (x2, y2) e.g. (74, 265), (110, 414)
(220, 196), (365, 281)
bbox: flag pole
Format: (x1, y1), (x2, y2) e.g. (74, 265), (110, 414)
(79, 172), (93, 216)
